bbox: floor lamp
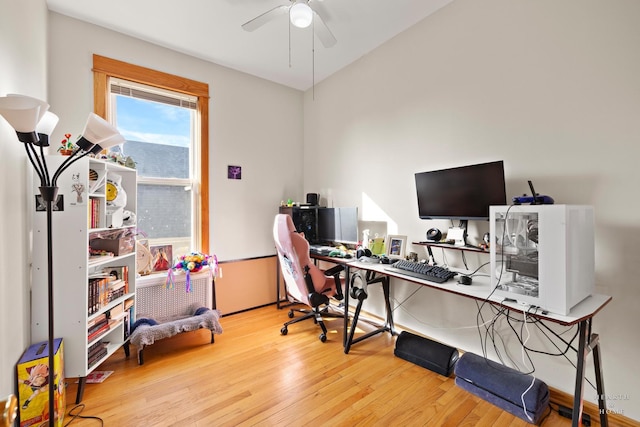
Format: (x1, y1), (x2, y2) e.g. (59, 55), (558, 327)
(0, 94), (122, 425)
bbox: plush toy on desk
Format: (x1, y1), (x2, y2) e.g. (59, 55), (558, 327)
(328, 244), (351, 258)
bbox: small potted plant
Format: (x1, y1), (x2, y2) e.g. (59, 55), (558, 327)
(58, 133), (76, 155)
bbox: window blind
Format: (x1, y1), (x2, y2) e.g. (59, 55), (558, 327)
(110, 78), (197, 110)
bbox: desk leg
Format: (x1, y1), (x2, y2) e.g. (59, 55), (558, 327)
(343, 265), (350, 348)
(344, 297), (363, 354)
(344, 273), (395, 354)
(592, 334), (608, 427)
(382, 277), (395, 335)
(572, 320), (608, 427)
(572, 320), (588, 427)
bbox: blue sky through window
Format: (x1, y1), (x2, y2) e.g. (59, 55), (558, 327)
(115, 96), (191, 147)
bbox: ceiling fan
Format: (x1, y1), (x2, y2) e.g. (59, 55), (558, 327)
(241, 0), (337, 48)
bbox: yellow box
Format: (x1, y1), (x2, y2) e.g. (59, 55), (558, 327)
(16, 339), (66, 427)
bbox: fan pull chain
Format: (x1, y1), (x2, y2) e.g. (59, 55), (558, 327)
(312, 17), (315, 100)
(288, 18), (292, 68)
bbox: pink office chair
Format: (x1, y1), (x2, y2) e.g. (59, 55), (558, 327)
(274, 214), (345, 342)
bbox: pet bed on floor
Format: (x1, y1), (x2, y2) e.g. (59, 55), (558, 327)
(130, 304), (223, 365)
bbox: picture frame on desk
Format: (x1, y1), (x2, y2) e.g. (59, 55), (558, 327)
(386, 234), (407, 259)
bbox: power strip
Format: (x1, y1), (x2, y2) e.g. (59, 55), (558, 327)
(558, 405), (591, 426)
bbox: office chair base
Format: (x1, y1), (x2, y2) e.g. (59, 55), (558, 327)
(280, 304), (344, 342)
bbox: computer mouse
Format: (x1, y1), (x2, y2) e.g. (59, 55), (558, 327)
(379, 255), (391, 264)
(458, 275), (472, 285)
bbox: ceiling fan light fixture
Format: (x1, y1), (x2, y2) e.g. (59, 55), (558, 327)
(290, 1), (313, 28)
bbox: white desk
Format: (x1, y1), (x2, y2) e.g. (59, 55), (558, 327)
(344, 260), (612, 427)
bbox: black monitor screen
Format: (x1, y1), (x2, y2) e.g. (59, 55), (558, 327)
(414, 161), (506, 221)
(317, 207), (358, 245)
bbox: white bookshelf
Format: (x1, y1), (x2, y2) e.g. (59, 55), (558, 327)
(30, 156), (137, 403)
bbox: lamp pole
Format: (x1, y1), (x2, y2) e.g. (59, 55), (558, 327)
(28, 142), (92, 424)
(1, 95), (122, 426)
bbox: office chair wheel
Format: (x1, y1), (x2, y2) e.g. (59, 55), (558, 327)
(319, 333), (327, 342)
(281, 326), (288, 335)
(288, 310), (294, 318)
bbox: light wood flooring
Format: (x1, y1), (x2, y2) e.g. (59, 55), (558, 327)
(63, 304), (583, 426)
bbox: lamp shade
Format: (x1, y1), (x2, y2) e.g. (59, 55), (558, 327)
(77, 113), (120, 152)
(0, 95), (49, 143)
(290, 0), (313, 28)
(94, 132), (125, 152)
(82, 113), (120, 143)
(35, 111), (60, 147)
(88, 132), (125, 155)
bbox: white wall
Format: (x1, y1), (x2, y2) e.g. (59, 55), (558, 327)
(0, 0), (48, 399)
(47, 13), (304, 261)
(1, 4), (302, 401)
(304, 0), (640, 420)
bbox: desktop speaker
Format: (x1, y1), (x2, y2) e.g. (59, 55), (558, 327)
(306, 193), (319, 206)
(426, 228), (442, 242)
(394, 331), (459, 377)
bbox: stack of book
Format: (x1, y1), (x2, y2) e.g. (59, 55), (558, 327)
(108, 303), (126, 322)
(87, 341), (108, 369)
(87, 266), (130, 315)
(87, 313), (110, 342)
(104, 266), (129, 297)
(88, 277), (107, 315)
(88, 198), (101, 229)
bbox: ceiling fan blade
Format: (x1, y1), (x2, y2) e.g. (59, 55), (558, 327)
(313, 11), (336, 48)
(241, 5), (289, 32)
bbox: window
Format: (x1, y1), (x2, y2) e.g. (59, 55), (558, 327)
(93, 55), (210, 255)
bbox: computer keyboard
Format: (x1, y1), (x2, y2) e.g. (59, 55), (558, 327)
(385, 260), (457, 283)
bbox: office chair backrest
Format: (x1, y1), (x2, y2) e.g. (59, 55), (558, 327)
(274, 214), (331, 305)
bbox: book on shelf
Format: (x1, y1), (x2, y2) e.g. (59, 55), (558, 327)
(87, 323), (109, 339)
(87, 313), (108, 329)
(104, 265), (130, 295)
(88, 273), (130, 315)
(88, 341), (107, 359)
(106, 279), (126, 303)
(87, 277), (109, 314)
(103, 265), (129, 283)
(88, 348), (108, 369)
(108, 303), (125, 321)
(87, 322), (110, 342)
(87, 316), (108, 333)
(88, 198), (101, 229)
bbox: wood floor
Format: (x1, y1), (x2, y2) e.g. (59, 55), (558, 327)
(63, 304), (580, 426)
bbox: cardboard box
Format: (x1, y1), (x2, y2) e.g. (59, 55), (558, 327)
(90, 235), (134, 256)
(16, 339), (66, 427)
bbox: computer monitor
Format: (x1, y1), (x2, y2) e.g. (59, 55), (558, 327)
(414, 160), (506, 222)
(317, 207), (358, 246)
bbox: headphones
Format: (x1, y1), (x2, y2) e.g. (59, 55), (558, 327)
(356, 247), (372, 259)
(349, 272), (368, 301)
(426, 228), (442, 242)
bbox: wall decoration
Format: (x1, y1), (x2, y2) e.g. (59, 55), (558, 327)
(228, 165), (242, 180)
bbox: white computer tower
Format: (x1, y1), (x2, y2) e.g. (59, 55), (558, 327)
(489, 205), (595, 316)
